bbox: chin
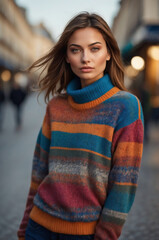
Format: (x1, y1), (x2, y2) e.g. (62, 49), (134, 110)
(80, 73), (103, 81)
(78, 73), (96, 80)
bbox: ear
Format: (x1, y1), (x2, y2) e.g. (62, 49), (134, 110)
(106, 52), (111, 61)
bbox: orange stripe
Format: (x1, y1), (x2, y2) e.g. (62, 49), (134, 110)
(51, 122), (114, 142)
(114, 182), (137, 187)
(50, 146), (111, 160)
(30, 206), (97, 235)
(68, 87), (120, 110)
(114, 142), (143, 158)
(42, 122), (51, 139)
(136, 97), (141, 119)
(30, 181), (39, 190)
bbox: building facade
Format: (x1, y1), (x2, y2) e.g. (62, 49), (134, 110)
(0, 0), (54, 91)
(112, 0), (159, 113)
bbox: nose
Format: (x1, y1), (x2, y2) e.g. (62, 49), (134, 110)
(81, 50), (90, 63)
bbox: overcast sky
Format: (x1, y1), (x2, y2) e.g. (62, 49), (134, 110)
(15, 0), (120, 41)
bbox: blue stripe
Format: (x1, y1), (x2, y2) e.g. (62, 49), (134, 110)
(114, 93), (142, 130)
(51, 132), (112, 158)
(109, 166), (139, 184)
(37, 128), (50, 152)
(105, 190), (135, 213)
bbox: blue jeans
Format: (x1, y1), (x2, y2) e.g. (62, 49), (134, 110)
(25, 219), (94, 240)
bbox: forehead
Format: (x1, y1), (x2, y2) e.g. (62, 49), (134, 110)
(68, 27), (105, 45)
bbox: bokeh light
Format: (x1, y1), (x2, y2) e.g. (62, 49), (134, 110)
(147, 46), (159, 60)
(131, 56), (145, 71)
(1, 70), (11, 82)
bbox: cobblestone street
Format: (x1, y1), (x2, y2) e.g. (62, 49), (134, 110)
(0, 94), (159, 240)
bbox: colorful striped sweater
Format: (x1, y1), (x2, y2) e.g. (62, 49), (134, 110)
(18, 74), (144, 240)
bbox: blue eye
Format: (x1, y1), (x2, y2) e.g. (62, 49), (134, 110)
(91, 47), (100, 52)
(71, 48), (80, 53)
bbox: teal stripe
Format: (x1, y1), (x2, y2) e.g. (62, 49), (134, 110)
(50, 148), (111, 167)
(37, 128), (50, 153)
(105, 190), (135, 213)
(66, 74), (114, 104)
(51, 132), (112, 158)
(115, 93), (142, 130)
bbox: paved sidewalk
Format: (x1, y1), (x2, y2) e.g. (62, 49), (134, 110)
(0, 93), (46, 240)
(0, 94), (159, 240)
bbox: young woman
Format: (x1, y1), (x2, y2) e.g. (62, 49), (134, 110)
(18, 12), (144, 240)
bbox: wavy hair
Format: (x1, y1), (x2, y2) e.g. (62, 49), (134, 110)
(29, 12), (126, 102)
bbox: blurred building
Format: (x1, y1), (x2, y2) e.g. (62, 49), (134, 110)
(112, 0), (159, 115)
(0, 0), (54, 92)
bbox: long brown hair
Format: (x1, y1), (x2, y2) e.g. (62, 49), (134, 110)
(29, 12), (126, 102)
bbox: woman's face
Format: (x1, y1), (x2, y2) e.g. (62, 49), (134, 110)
(66, 27), (110, 88)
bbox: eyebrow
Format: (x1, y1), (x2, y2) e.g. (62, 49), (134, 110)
(69, 42), (102, 47)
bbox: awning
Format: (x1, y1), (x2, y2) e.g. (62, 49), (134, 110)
(121, 24), (159, 59)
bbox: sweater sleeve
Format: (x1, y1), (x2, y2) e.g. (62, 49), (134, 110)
(17, 104), (51, 240)
(94, 96), (144, 240)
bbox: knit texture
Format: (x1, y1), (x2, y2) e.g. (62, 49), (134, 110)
(18, 75), (144, 240)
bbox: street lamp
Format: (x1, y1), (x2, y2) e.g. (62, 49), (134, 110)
(14, 72), (28, 88)
(1, 70), (11, 82)
(147, 46), (159, 60)
(131, 56), (145, 71)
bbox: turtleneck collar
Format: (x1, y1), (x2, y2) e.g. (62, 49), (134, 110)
(66, 74), (120, 110)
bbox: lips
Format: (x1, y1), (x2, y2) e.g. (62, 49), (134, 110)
(80, 66), (94, 72)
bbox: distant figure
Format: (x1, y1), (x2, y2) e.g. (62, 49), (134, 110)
(0, 84), (5, 131)
(9, 81), (27, 130)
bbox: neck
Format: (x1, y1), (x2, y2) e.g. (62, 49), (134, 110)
(66, 74), (120, 110)
(80, 75), (104, 89)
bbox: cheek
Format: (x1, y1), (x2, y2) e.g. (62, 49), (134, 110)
(68, 56), (79, 68)
(96, 53), (109, 70)
(99, 53), (108, 64)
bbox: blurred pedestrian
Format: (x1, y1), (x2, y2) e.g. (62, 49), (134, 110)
(18, 12), (144, 240)
(9, 81), (27, 130)
(0, 84), (5, 131)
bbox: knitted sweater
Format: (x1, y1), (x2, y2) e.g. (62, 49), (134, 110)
(18, 74), (144, 240)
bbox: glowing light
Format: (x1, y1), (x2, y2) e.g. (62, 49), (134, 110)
(14, 73), (28, 87)
(147, 46), (159, 60)
(125, 65), (139, 78)
(1, 70), (11, 82)
(131, 56), (145, 71)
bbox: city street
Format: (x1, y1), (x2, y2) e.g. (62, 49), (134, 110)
(0, 93), (159, 240)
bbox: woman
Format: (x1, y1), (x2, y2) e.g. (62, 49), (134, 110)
(18, 12), (144, 240)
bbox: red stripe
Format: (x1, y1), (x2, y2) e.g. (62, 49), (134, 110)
(96, 219), (122, 239)
(112, 120), (143, 148)
(38, 182), (100, 208)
